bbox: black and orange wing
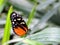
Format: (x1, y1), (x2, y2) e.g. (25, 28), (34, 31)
(10, 12), (28, 36)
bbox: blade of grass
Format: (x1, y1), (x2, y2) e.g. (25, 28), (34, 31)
(27, 2), (39, 26)
(0, 0), (7, 13)
(25, 39), (43, 45)
(3, 38), (43, 45)
(2, 6), (13, 45)
(20, 1), (39, 37)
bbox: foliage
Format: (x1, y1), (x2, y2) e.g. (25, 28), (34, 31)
(2, 6), (13, 45)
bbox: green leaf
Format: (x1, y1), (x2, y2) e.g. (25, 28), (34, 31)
(25, 39), (43, 45)
(27, 27), (60, 44)
(0, 0), (7, 13)
(27, 2), (39, 26)
(4, 38), (43, 45)
(2, 6), (13, 45)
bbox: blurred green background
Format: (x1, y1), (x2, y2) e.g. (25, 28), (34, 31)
(0, 0), (60, 45)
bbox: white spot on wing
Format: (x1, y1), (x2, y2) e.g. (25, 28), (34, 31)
(17, 18), (21, 20)
(14, 19), (16, 21)
(20, 22), (25, 24)
(13, 13), (16, 16)
(12, 22), (14, 24)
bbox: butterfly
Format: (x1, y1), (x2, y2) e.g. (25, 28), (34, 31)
(10, 12), (28, 36)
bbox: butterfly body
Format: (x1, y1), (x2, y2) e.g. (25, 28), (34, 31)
(10, 12), (28, 36)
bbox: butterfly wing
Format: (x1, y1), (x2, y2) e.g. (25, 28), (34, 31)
(10, 12), (28, 36)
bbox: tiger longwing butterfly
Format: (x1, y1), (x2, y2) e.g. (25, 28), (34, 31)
(10, 12), (28, 36)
